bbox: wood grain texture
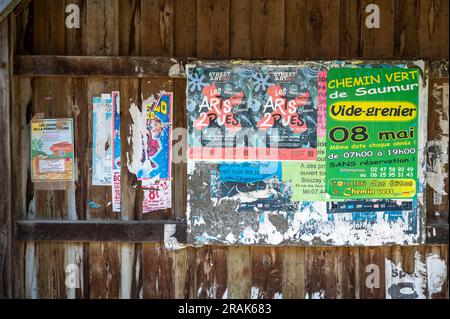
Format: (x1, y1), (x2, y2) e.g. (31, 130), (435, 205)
(0, 18), (13, 299)
(285, 0), (308, 58)
(305, 0), (340, 58)
(141, 0), (173, 56)
(251, 0), (285, 58)
(5, 0), (450, 300)
(173, 0), (197, 57)
(282, 247), (305, 298)
(196, 246), (228, 299)
(197, 0), (230, 58)
(230, 0), (252, 58)
(251, 246), (282, 299)
(227, 246), (251, 298)
(361, 0), (395, 58)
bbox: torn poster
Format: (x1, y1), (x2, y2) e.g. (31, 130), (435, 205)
(139, 93), (173, 212)
(31, 118), (75, 182)
(187, 60), (427, 246)
(187, 64), (318, 161)
(111, 91), (121, 212)
(92, 94), (112, 185)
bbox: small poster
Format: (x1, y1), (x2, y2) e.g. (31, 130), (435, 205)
(140, 93), (173, 212)
(92, 94), (112, 185)
(187, 65), (318, 161)
(111, 91), (121, 212)
(31, 118), (75, 182)
(325, 68), (419, 199)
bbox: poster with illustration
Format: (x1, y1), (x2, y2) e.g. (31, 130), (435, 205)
(92, 94), (112, 185)
(139, 92), (173, 212)
(187, 64), (318, 161)
(31, 118), (75, 182)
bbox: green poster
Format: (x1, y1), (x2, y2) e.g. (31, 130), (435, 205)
(325, 67), (419, 200)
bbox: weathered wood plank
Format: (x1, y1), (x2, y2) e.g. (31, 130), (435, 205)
(394, 0), (419, 58)
(419, 0), (449, 58)
(0, 17), (13, 299)
(282, 247), (305, 298)
(89, 242), (120, 299)
(142, 243), (174, 298)
(251, 246), (282, 299)
(339, 0), (362, 58)
(359, 247), (386, 299)
(230, 0), (251, 58)
(173, 247), (196, 299)
(32, 0), (65, 55)
(141, 0), (173, 56)
(336, 247), (359, 299)
(14, 55), (186, 77)
(65, 0), (86, 55)
(16, 220), (187, 242)
(426, 74), (449, 242)
(361, 0), (395, 58)
(285, 0), (308, 58)
(173, 0), (197, 57)
(32, 77), (71, 299)
(197, 0), (230, 58)
(227, 246), (251, 298)
(119, 0), (141, 56)
(196, 246), (228, 299)
(251, 0), (285, 58)
(86, 0), (119, 56)
(305, 0), (340, 58)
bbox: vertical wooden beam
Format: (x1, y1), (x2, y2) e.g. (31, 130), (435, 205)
(0, 17), (13, 299)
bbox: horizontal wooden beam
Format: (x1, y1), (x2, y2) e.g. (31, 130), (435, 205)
(16, 219), (187, 243)
(13, 55), (186, 77)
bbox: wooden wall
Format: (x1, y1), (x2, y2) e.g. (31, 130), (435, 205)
(2, 0), (448, 299)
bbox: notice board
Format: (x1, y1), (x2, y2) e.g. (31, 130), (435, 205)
(186, 60), (427, 246)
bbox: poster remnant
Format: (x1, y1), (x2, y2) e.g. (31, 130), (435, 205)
(111, 91), (121, 212)
(186, 61), (426, 246)
(187, 65), (318, 161)
(92, 94), (112, 185)
(31, 118), (75, 182)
